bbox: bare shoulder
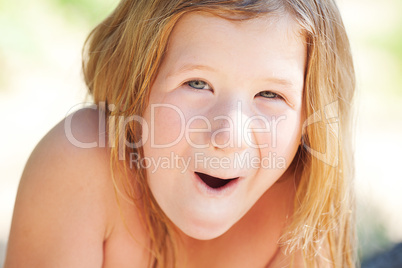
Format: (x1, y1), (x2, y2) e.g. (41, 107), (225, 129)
(4, 108), (123, 267)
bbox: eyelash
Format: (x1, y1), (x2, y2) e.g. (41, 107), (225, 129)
(256, 91), (283, 100)
(184, 80), (283, 100)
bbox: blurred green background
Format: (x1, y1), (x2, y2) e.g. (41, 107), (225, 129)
(0, 0), (402, 266)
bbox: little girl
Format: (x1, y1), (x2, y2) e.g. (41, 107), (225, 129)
(5, 0), (356, 267)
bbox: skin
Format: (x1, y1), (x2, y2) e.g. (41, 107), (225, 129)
(5, 12), (307, 268)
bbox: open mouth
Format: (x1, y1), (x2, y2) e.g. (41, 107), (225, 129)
(195, 172), (239, 189)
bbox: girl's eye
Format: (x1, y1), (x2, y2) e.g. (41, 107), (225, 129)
(257, 91), (281, 99)
(186, 80), (212, 90)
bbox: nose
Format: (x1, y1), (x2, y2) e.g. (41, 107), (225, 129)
(209, 99), (251, 153)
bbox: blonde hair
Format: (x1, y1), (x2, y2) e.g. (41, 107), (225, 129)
(82, 0), (356, 267)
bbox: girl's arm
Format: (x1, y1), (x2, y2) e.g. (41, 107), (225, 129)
(4, 108), (115, 268)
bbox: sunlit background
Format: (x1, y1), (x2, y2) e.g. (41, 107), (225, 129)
(1, 0), (401, 266)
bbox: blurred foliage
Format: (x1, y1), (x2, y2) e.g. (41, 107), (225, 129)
(362, 0), (402, 97)
(371, 26), (402, 85)
(381, 24), (402, 65)
(0, 0), (118, 92)
(46, 0), (118, 26)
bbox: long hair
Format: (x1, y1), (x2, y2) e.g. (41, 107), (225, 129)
(82, 0), (356, 267)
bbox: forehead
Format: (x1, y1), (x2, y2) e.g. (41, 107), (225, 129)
(165, 11), (304, 54)
(159, 11), (306, 89)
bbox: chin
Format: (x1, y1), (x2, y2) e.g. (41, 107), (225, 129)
(181, 224), (230, 241)
(175, 213), (238, 240)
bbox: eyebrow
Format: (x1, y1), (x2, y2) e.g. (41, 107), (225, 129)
(166, 64), (217, 78)
(263, 77), (295, 88)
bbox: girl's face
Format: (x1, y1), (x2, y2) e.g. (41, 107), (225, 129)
(142, 12), (306, 240)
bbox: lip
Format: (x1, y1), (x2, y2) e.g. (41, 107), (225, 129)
(194, 167), (247, 180)
(192, 171), (242, 197)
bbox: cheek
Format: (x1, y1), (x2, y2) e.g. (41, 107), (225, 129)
(255, 112), (302, 166)
(147, 105), (185, 146)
